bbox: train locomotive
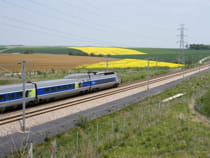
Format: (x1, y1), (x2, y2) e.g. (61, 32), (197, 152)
(0, 72), (120, 111)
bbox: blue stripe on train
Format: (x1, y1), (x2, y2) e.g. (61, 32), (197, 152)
(0, 91), (22, 103)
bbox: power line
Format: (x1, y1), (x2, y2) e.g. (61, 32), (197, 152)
(27, 0), (117, 33)
(0, 15), (116, 45)
(1, 0), (143, 47)
(78, 0), (100, 11)
(0, 0), (131, 46)
(1, 0), (110, 33)
(61, 0), (100, 16)
(0, 17), (129, 47)
(62, 0), (146, 39)
(0, 21), (100, 45)
(24, 0), (146, 44)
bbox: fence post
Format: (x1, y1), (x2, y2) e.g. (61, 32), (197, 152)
(112, 120), (114, 137)
(50, 139), (57, 158)
(96, 123), (99, 145)
(122, 117), (126, 133)
(146, 59), (150, 92)
(27, 142), (33, 158)
(76, 131), (79, 152)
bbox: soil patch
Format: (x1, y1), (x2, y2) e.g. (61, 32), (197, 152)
(0, 53), (117, 72)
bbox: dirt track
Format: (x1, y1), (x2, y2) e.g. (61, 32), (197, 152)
(0, 53), (117, 72)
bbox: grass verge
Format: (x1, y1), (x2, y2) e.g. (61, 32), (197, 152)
(195, 89), (210, 117)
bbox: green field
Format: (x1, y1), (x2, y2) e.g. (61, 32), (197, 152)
(10, 69), (210, 158)
(195, 90), (210, 117)
(3, 47), (86, 55)
(113, 48), (210, 64)
(0, 47), (6, 50)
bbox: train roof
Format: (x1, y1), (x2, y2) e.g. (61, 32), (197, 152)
(0, 83), (34, 94)
(35, 78), (80, 88)
(64, 72), (116, 79)
(64, 73), (90, 79)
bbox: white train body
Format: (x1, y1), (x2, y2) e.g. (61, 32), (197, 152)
(0, 72), (120, 110)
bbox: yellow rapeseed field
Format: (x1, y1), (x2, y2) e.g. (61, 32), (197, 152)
(76, 59), (183, 69)
(69, 47), (145, 55)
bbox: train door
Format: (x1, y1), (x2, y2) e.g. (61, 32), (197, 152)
(25, 83), (38, 104)
(75, 81), (84, 89)
(26, 89), (36, 98)
(75, 82), (79, 89)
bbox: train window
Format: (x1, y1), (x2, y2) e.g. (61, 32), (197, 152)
(63, 85), (67, 89)
(51, 87), (56, 91)
(44, 88), (50, 93)
(8, 94), (14, 99)
(17, 92), (22, 98)
(0, 95), (5, 101)
(57, 86), (61, 91)
(68, 85), (73, 89)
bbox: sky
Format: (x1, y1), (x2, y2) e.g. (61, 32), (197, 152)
(0, 0), (210, 48)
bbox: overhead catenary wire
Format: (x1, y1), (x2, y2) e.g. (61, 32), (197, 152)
(1, 0), (104, 32)
(0, 19), (126, 47)
(60, 0), (149, 40)
(77, 0), (100, 11)
(27, 0), (142, 45)
(0, 0), (131, 47)
(0, 21), (90, 44)
(26, 0), (120, 34)
(0, 0), (147, 47)
(0, 15), (119, 45)
(61, 0), (100, 16)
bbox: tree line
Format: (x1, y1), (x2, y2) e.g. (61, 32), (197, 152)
(188, 44), (210, 50)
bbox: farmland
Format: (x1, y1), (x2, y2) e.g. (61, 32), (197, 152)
(114, 48), (210, 64)
(76, 59), (183, 69)
(2, 46), (210, 65)
(0, 53), (117, 72)
(69, 47), (145, 55)
(2, 46), (86, 55)
(0, 46), (204, 85)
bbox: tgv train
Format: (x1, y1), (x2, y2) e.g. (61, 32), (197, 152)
(0, 72), (120, 111)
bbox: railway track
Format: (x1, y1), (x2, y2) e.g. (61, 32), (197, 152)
(0, 64), (209, 126)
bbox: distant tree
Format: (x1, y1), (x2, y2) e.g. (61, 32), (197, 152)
(68, 52), (73, 55)
(23, 50), (33, 54)
(98, 54), (104, 57)
(68, 51), (88, 56)
(90, 53), (96, 56)
(189, 44), (210, 50)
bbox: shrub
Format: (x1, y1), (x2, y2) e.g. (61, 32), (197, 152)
(23, 50), (33, 54)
